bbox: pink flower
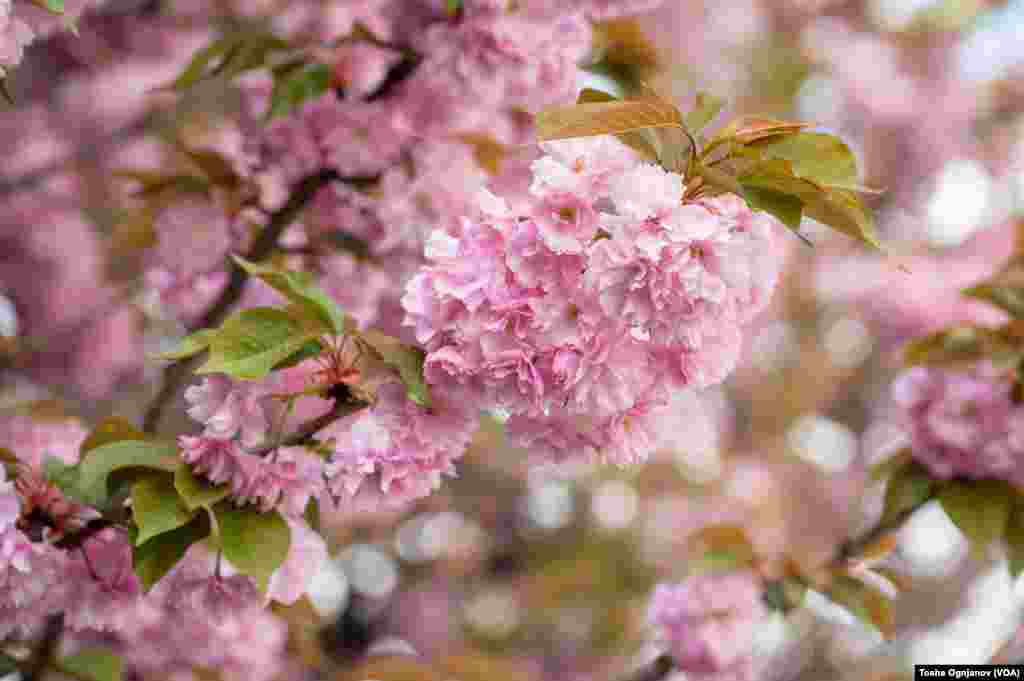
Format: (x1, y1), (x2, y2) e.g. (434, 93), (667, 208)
(319, 381), (479, 511)
(0, 0), (34, 74)
(0, 525), (66, 640)
(0, 412), (87, 470)
(0, 469), (18, 529)
(63, 528), (142, 632)
(152, 196), (233, 276)
(893, 365), (1024, 485)
(530, 136), (639, 199)
(403, 138), (783, 466)
(184, 376), (271, 448)
(179, 436), (324, 515)
(647, 571), (766, 681)
(333, 42), (402, 100)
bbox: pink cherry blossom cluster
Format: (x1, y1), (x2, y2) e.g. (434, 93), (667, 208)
(893, 364), (1024, 485)
(403, 136), (782, 465)
(182, 360), (480, 511)
(0, 412), (311, 680)
(153, 0), (661, 333)
(316, 380), (479, 511)
(646, 571), (767, 681)
(180, 369), (329, 515)
(0, 0), (100, 76)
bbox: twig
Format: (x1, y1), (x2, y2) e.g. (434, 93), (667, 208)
(836, 498), (928, 567)
(142, 169), (340, 434)
(246, 396), (368, 457)
(22, 613), (64, 681)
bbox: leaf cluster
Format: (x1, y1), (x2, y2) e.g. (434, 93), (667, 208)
(535, 88), (881, 250)
(159, 259), (432, 408)
(44, 417), (291, 592)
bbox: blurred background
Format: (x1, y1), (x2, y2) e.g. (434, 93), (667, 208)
(4, 1), (1024, 680)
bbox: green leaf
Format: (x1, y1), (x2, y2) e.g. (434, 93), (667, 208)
(56, 648), (122, 681)
(171, 36), (240, 90)
(80, 416), (147, 457)
(268, 62), (331, 120)
(0, 651), (18, 677)
(1006, 502), (1024, 579)
(233, 257), (352, 336)
(903, 325), (1021, 369)
(31, 0), (65, 14)
(76, 440), (180, 507)
(750, 132), (860, 190)
(272, 338), (326, 372)
(712, 116), (808, 146)
(740, 185), (804, 231)
(965, 284), (1024, 319)
(881, 462), (933, 526)
(763, 578), (806, 613)
(445, 0), (463, 14)
(153, 329), (218, 361)
(963, 256), (1024, 319)
(733, 155), (880, 250)
(170, 32), (289, 91)
(132, 473), (196, 545)
(360, 329), (432, 407)
(175, 142), (239, 188)
(683, 92), (725, 134)
(216, 503), (291, 591)
(535, 91), (683, 142)
(577, 88), (617, 104)
(132, 513), (210, 591)
(114, 169), (209, 198)
(830, 577), (895, 638)
(198, 307), (320, 380)
(939, 481), (1014, 560)
(572, 90), (660, 162)
(869, 448), (913, 482)
(44, 457), (85, 505)
(174, 464), (230, 511)
(802, 186), (881, 250)
(303, 497), (320, 534)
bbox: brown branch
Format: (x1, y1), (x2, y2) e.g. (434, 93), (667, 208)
(247, 396), (369, 457)
(142, 169), (340, 434)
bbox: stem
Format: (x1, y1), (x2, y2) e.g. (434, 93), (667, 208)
(836, 498), (929, 567)
(246, 396), (368, 457)
(142, 169), (341, 434)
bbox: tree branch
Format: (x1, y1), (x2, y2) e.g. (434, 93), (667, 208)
(142, 169), (340, 433)
(247, 396), (369, 457)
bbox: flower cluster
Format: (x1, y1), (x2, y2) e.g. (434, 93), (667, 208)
(0, 413), (306, 681)
(180, 369), (330, 515)
(317, 380), (480, 511)
(893, 364), (1024, 485)
(647, 571), (767, 681)
(403, 137), (782, 465)
(1, 0), (99, 76)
